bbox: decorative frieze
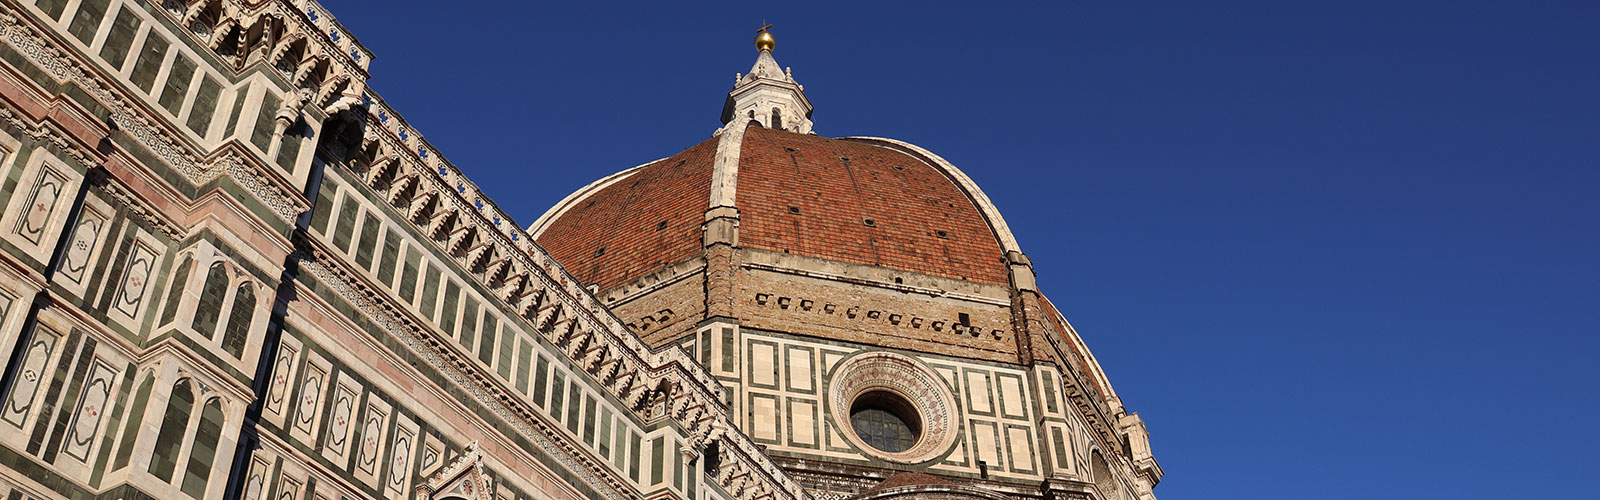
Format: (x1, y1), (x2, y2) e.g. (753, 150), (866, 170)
(330, 91), (807, 499)
(0, 7), (309, 224)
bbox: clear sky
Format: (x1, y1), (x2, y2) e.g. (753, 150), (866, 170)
(334, 1), (1599, 498)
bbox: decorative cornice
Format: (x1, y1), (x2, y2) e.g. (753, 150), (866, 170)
(202, 145), (308, 221)
(94, 172), (185, 240)
(0, 92), (187, 240)
(416, 441), (495, 500)
(742, 262), (1011, 307)
(338, 105), (809, 500)
(0, 7), (310, 223)
(298, 243), (638, 500)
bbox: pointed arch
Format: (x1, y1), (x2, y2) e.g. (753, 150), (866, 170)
(184, 0), (223, 39)
(388, 174), (419, 208)
(179, 398), (224, 498)
(111, 373), (156, 471)
(191, 262), (229, 338)
(221, 282), (255, 358)
(293, 55), (329, 89)
(160, 0), (189, 17)
(242, 13), (283, 62)
(316, 72), (350, 108)
(410, 190), (439, 224)
(1092, 450), (1120, 500)
(208, 18), (241, 56)
(148, 379), (195, 481)
(158, 253), (194, 326)
(270, 33), (307, 73)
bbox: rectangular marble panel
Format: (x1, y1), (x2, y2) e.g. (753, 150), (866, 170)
(386, 413), (419, 500)
(1005, 424), (1036, 474)
(749, 341), (778, 389)
(965, 370), (994, 416)
(61, 357), (119, 462)
(320, 375), (363, 464)
(749, 392), (780, 443)
(290, 353), (331, 445)
(997, 373), (1027, 420)
(784, 346), (814, 394)
(352, 395), (392, 487)
(786, 397), (817, 448)
(1, 326), (61, 432)
(970, 420), (1003, 471)
(263, 336), (303, 428)
(239, 449), (274, 500)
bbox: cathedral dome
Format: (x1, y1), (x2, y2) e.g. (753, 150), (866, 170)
(521, 32), (1159, 498)
(532, 28), (1022, 294)
(530, 126), (1017, 290)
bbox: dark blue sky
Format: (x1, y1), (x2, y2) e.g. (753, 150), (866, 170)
(334, 1), (1599, 498)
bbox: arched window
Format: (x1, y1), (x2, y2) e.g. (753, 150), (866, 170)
(148, 380), (194, 482)
(180, 398), (224, 498)
(1092, 451), (1119, 500)
(221, 284), (254, 358)
(771, 108), (783, 130)
(111, 375), (155, 471)
(158, 257), (191, 326)
(191, 263), (228, 338)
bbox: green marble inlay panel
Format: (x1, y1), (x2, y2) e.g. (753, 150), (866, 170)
(398, 244), (420, 301)
(418, 264), (439, 321)
(66, 0), (111, 43)
(96, 6), (140, 71)
(377, 230), (400, 286)
(332, 197), (358, 252)
(249, 92), (280, 153)
(477, 314), (497, 366)
(495, 324), (514, 380)
(36, 0), (70, 21)
(158, 56), (196, 116)
(185, 76), (222, 136)
(127, 35), (168, 93)
(354, 212), (380, 270)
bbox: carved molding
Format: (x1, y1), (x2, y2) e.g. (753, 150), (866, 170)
(0, 97), (185, 240)
(0, 8), (309, 223)
(346, 106), (807, 500)
(299, 245), (636, 500)
(415, 441), (495, 500)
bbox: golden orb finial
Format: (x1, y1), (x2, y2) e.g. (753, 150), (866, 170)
(755, 24), (775, 52)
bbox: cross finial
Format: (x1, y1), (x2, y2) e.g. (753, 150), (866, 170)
(754, 22), (776, 51)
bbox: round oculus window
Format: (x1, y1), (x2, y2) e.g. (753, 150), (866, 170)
(849, 391), (922, 453)
(828, 351), (959, 463)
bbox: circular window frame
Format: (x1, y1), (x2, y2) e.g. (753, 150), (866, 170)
(849, 390), (922, 453)
(828, 351), (958, 464)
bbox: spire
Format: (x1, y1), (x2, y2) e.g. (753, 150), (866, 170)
(720, 26), (813, 134)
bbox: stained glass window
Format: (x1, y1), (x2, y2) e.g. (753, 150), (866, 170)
(849, 391), (920, 453)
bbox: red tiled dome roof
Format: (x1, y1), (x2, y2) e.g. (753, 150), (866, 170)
(535, 137), (717, 289)
(737, 127), (1008, 284)
(533, 125), (1013, 290)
